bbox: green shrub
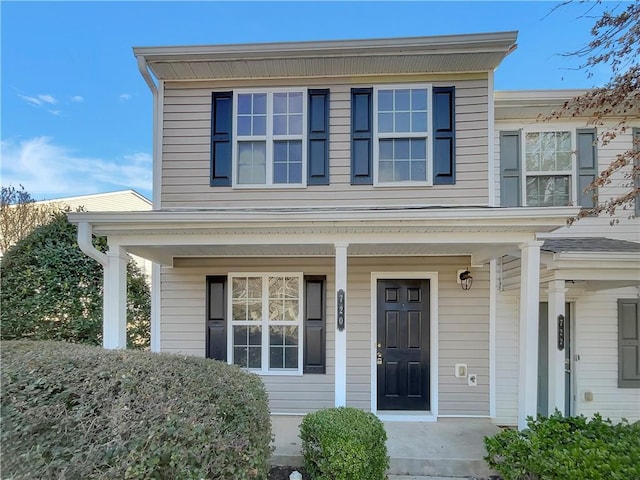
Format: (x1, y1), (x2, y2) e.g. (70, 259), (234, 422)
(1, 340), (273, 479)
(484, 411), (640, 480)
(300, 407), (389, 480)
(0, 212), (150, 349)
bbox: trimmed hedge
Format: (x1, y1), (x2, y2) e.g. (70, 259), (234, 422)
(300, 407), (389, 480)
(1, 340), (273, 479)
(484, 412), (640, 480)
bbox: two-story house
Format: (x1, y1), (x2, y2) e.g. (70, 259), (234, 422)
(69, 32), (639, 433)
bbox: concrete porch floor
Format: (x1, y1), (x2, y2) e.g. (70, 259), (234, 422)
(271, 415), (501, 478)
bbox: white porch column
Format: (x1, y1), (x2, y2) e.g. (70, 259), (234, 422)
(103, 245), (128, 349)
(334, 242), (348, 407)
(150, 262), (161, 352)
(547, 279), (567, 415)
(518, 241), (543, 430)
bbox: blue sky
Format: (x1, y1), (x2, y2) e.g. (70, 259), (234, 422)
(1, 1), (623, 201)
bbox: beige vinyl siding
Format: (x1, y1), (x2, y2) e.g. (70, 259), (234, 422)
(160, 257), (335, 414)
(161, 255), (490, 416)
(494, 292), (519, 425)
(345, 256), (490, 416)
(160, 76), (489, 208)
(574, 287), (640, 422)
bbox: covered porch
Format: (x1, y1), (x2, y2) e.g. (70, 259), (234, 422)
(69, 205), (575, 431)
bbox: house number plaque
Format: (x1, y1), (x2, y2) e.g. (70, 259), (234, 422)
(337, 289), (345, 331)
(557, 314), (565, 351)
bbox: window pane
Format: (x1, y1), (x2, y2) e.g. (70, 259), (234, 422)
(237, 142), (266, 184)
(248, 346), (261, 368)
(289, 115), (302, 135)
(395, 89), (410, 110)
(378, 90), (393, 111)
(526, 175), (570, 206)
(411, 160), (426, 181)
(234, 347), (248, 368)
(274, 163), (287, 184)
(395, 161), (410, 181)
(273, 115), (287, 135)
(274, 141), (288, 161)
(379, 161), (393, 182)
(270, 326), (284, 346)
(232, 302), (247, 321)
(237, 116), (251, 136)
(289, 163), (302, 184)
(247, 277), (262, 298)
(248, 326), (261, 345)
(394, 139), (410, 159)
(253, 116), (266, 136)
(234, 326), (248, 345)
(525, 133), (541, 171)
(412, 112), (427, 133)
(289, 92), (303, 113)
(411, 89), (427, 110)
(411, 139), (426, 160)
(269, 276), (284, 298)
(274, 93), (287, 114)
(273, 141), (302, 184)
(556, 151), (572, 170)
(270, 347), (284, 369)
(253, 94), (266, 114)
(283, 300), (299, 321)
(378, 113), (393, 133)
(379, 139), (393, 160)
(289, 142), (302, 162)
(285, 347), (298, 369)
(238, 94), (252, 114)
(395, 112), (410, 133)
(247, 301), (262, 321)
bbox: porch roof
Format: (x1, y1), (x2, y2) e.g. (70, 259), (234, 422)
(68, 206), (576, 266)
(133, 31), (518, 81)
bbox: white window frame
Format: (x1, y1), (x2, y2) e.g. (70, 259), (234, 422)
(521, 126), (578, 207)
(227, 272), (304, 376)
(373, 83), (433, 187)
(232, 88), (308, 189)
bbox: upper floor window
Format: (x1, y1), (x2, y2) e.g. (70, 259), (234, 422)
(211, 89), (329, 188)
(499, 128), (597, 208)
(374, 85), (432, 185)
(234, 90), (306, 187)
(524, 131), (572, 206)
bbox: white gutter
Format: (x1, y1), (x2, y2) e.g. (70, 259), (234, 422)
(77, 222), (107, 267)
(136, 55), (161, 210)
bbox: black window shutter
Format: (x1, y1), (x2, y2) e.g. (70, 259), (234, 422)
(304, 275), (326, 374)
(308, 89), (330, 185)
(210, 92), (233, 187)
(351, 88), (373, 184)
(206, 276), (227, 361)
(618, 298), (640, 388)
(500, 130), (522, 207)
(633, 128), (639, 217)
(432, 87), (456, 185)
(576, 128), (598, 208)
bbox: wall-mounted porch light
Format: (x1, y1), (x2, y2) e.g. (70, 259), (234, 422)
(457, 269), (473, 291)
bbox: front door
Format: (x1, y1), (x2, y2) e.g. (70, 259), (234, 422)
(376, 279), (430, 411)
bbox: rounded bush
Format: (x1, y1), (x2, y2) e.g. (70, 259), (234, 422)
(484, 412), (640, 480)
(300, 407), (389, 480)
(1, 340), (273, 479)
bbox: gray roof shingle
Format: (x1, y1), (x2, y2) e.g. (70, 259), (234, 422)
(542, 237), (640, 254)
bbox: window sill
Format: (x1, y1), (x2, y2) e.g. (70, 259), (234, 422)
(374, 181), (433, 188)
(231, 184), (308, 190)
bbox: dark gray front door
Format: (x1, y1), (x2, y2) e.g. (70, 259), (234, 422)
(376, 279), (430, 411)
(538, 302), (571, 417)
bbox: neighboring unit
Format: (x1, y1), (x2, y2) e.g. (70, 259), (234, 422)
(69, 32), (639, 436)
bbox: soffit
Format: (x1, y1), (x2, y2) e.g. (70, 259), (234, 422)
(134, 32), (518, 81)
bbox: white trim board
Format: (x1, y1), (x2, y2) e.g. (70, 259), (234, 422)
(370, 271), (439, 421)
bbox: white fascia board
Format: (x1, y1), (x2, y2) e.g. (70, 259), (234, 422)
(133, 31), (518, 61)
(68, 206), (577, 226)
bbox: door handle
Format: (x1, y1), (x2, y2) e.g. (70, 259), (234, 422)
(376, 351), (383, 365)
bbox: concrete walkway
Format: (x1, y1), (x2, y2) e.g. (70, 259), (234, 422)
(271, 415), (500, 478)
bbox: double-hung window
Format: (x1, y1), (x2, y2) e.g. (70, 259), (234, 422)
(524, 131), (573, 206)
(229, 273), (303, 374)
(500, 127), (597, 208)
(374, 85), (432, 185)
(234, 90), (306, 187)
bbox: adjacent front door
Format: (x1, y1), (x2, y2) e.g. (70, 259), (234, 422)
(376, 279), (430, 411)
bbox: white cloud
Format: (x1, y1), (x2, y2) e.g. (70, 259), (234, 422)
(38, 94), (57, 104)
(18, 94), (44, 106)
(48, 110), (61, 116)
(0, 137), (152, 198)
(71, 95), (84, 103)
(119, 93), (132, 101)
